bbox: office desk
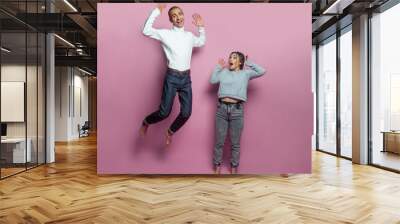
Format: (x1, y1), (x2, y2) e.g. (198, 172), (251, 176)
(1, 138), (32, 163)
(381, 131), (400, 154)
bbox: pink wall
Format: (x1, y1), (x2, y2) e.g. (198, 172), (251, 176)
(97, 3), (313, 174)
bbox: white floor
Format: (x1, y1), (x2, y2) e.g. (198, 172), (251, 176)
(372, 150), (400, 171)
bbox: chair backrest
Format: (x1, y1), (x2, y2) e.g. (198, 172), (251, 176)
(82, 121), (90, 129)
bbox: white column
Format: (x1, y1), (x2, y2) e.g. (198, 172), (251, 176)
(46, 33), (55, 163)
(46, 1), (55, 163)
(352, 14), (369, 164)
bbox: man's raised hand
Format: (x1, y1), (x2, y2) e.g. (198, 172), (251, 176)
(157, 4), (167, 13)
(192, 13), (204, 27)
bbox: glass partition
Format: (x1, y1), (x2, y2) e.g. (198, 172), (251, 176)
(0, 1), (46, 179)
(1, 30), (28, 177)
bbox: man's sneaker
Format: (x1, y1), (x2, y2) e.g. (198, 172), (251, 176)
(139, 124), (149, 137)
(165, 129), (173, 146)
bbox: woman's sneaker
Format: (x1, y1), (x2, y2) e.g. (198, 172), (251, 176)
(231, 167), (238, 174)
(214, 165), (221, 174)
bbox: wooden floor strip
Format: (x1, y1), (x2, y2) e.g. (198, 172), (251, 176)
(1, 134), (400, 223)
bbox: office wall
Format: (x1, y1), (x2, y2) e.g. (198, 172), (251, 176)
(1, 65), (42, 139)
(55, 67), (68, 141)
(88, 77), (97, 131)
(73, 72), (89, 137)
(1, 63), (45, 167)
(98, 3), (313, 174)
(55, 67), (89, 141)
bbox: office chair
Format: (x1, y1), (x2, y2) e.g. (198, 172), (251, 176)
(79, 121), (90, 138)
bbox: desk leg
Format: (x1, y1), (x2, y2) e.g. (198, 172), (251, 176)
(382, 133), (386, 153)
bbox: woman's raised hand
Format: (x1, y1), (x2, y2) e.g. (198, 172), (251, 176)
(218, 58), (226, 68)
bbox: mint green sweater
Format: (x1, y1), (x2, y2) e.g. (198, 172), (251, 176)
(210, 60), (266, 102)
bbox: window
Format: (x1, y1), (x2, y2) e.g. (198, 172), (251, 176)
(317, 36), (337, 154)
(371, 2), (400, 171)
(340, 28), (352, 158)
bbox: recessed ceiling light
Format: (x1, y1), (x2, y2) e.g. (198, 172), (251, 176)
(1, 47), (11, 53)
(54, 34), (75, 48)
(322, 0), (354, 15)
(63, 0), (78, 12)
(78, 67), (93, 76)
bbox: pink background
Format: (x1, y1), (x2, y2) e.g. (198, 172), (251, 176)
(97, 3), (312, 174)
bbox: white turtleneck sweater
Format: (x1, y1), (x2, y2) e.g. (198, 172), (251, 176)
(143, 8), (206, 71)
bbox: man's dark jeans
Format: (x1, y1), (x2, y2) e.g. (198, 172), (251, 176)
(144, 68), (192, 134)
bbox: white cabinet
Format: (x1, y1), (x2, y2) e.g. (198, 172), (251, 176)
(1, 138), (32, 163)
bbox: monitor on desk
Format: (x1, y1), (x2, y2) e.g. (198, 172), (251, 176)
(1, 123), (7, 138)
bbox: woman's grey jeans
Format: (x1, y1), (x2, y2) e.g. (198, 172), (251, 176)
(213, 101), (244, 168)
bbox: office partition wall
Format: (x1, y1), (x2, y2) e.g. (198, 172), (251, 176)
(0, 0), (47, 179)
